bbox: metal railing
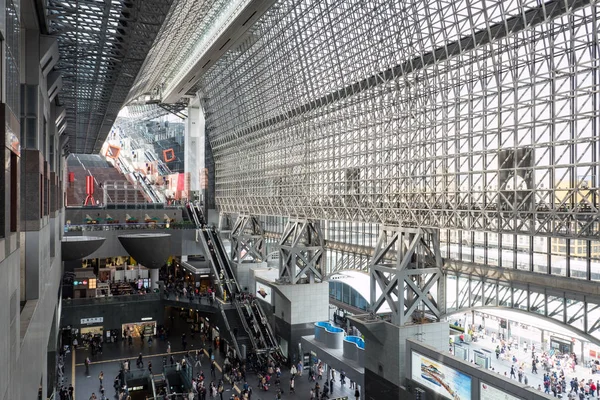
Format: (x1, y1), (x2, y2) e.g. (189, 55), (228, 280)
(64, 222), (196, 232)
(62, 292), (160, 306)
(66, 203), (185, 210)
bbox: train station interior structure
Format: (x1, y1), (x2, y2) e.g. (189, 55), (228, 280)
(1, 0), (599, 399)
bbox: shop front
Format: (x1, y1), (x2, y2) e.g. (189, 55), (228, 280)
(79, 317), (104, 349)
(122, 318), (157, 339)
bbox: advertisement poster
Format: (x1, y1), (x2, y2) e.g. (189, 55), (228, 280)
(480, 382), (521, 400)
(255, 282), (273, 304)
(411, 351), (472, 400)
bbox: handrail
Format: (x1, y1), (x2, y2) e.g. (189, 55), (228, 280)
(62, 292), (160, 306)
(217, 301), (242, 360)
(64, 222), (195, 232)
(209, 229), (281, 358)
(150, 374), (157, 399)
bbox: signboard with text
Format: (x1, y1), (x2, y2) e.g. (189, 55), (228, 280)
(80, 317), (103, 325)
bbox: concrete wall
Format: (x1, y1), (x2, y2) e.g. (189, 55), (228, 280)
(350, 318), (448, 399)
(61, 296), (164, 334)
(231, 261), (266, 292)
(249, 270), (330, 363)
(8, 212), (63, 400)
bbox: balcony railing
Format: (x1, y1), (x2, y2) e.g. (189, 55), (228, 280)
(64, 221), (196, 232)
(62, 292), (160, 306)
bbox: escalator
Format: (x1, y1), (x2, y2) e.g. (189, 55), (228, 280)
(152, 373), (170, 399)
(188, 202), (285, 363)
(208, 228), (286, 364)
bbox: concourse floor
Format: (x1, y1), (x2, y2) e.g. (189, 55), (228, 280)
(457, 334), (599, 396)
(66, 311), (361, 400)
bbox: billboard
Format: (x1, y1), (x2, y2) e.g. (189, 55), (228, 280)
(479, 382), (522, 400)
(255, 282), (273, 304)
(411, 351), (472, 400)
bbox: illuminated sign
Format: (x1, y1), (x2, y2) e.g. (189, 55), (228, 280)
(411, 351), (472, 400)
(480, 382), (522, 400)
(80, 317), (103, 325)
(141, 317), (153, 321)
(255, 282), (273, 304)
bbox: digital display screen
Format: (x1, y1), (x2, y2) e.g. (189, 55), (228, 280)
(255, 282), (273, 304)
(411, 351), (472, 400)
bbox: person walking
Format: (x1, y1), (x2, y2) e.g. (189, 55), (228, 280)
(99, 371), (104, 387)
(510, 365), (516, 379)
(355, 388), (360, 400)
(148, 361), (153, 375)
(167, 341), (171, 354)
(85, 357), (91, 376)
(289, 376), (295, 393)
(218, 382), (224, 400)
(195, 349), (202, 369)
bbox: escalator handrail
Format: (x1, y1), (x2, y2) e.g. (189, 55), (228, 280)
(209, 230), (241, 294)
(206, 230), (270, 353)
(252, 299), (284, 357)
(217, 302), (242, 360)
(250, 301), (274, 348)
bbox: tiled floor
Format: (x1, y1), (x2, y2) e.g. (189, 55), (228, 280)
(66, 308), (362, 400)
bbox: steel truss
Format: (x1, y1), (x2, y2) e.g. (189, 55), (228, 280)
(46, 0), (174, 154)
(369, 227), (444, 325)
(230, 215), (266, 263)
(447, 271), (600, 343)
(202, 0), (600, 243)
(278, 219), (324, 284)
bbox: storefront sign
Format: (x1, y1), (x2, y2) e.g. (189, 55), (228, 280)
(141, 317), (153, 321)
(81, 317), (103, 325)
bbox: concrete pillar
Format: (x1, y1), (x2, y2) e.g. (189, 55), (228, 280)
(150, 269), (159, 290)
(184, 96), (205, 199)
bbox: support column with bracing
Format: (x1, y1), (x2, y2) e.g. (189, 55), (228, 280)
(278, 219), (325, 284)
(230, 215), (266, 263)
(369, 226), (445, 326)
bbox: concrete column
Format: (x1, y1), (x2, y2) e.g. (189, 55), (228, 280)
(150, 269), (159, 290)
(184, 96), (205, 199)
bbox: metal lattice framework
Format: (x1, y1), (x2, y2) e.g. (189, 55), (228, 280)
(370, 227), (445, 325)
(278, 219), (325, 284)
(203, 0), (599, 241)
(125, 103), (189, 121)
(46, 0), (174, 154)
(446, 268), (600, 342)
(199, 0), (600, 335)
(126, 0), (246, 103)
(230, 214), (266, 263)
